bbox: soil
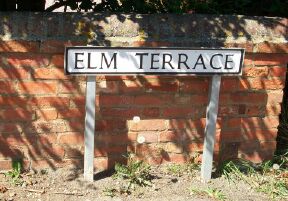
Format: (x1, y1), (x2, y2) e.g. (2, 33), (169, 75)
(0, 164), (276, 201)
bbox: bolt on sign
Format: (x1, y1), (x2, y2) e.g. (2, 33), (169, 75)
(64, 47), (245, 182)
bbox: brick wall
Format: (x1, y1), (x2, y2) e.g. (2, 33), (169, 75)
(0, 13), (287, 170)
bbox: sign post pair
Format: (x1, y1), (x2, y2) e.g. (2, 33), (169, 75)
(65, 47), (245, 182)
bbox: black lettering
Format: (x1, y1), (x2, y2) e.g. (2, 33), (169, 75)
(135, 53), (149, 69)
(151, 53), (160, 69)
(193, 54), (206, 69)
(100, 53), (117, 69)
(225, 54), (234, 69)
(210, 54), (223, 69)
(162, 53), (174, 69)
(74, 52), (84, 69)
(87, 53), (97, 69)
(178, 54), (190, 69)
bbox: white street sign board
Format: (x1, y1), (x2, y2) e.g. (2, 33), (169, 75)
(65, 47), (244, 75)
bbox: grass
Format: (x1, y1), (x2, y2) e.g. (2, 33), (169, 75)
(102, 187), (117, 197)
(5, 160), (23, 186)
(113, 154), (152, 191)
(218, 152), (288, 200)
(190, 187), (226, 201)
(166, 162), (200, 177)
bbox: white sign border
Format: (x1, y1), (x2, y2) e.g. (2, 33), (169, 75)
(65, 47), (245, 76)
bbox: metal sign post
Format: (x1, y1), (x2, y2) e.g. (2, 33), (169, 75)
(201, 75), (221, 182)
(64, 47), (244, 182)
(84, 76), (96, 182)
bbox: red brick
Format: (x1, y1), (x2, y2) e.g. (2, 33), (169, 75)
(221, 78), (238, 92)
(167, 118), (222, 130)
(239, 151), (273, 163)
(98, 95), (134, 106)
(25, 134), (57, 145)
(0, 146), (23, 159)
(242, 67), (268, 77)
(0, 40), (40, 52)
(94, 145), (127, 157)
(31, 97), (70, 108)
(26, 120), (67, 134)
(18, 81), (57, 94)
(242, 128), (277, 141)
(267, 91), (283, 104)
(269, 67), (287, 77)
(243, 53), (254, 66)
(224, 42), (253, 52)
(162, 107), (195, 118)
(142, 107), (160, 118)
(135, 144), (161, 158)
(256, 42), (288, 53)
(0, 97), (69, 109)
(260, 141), (276, 151)
(164, 142), (183, 153)
(96, 120), (127, 131)
(226, 118), (241, 129)
(137, 131), (158, 143)
(185, 142), (203, 152)
(65, 147), (83, 158)
(63, 118), (84, 132)
(266, 104), (281, 116)
(218, 106), (239, 116)
(239, 78), (285, 90)
(218, 129), (243, 142)
(245, 105), (265, 116)
(50, 55), (64, 68)
(58, 108), (85, 119)
(0, 123), (22, 133)
(27, 145), (65, 159)
(34, 68), (68, 79)
(100, 108), (140, 118)
(118, 80), (144, 93)
(94, 156), (126, 170)
(227, 117), (279, 130)
(36, 109), (58, 120)
(179, 79), (209, 93)
(0, 160), (13, 170)
(129, 119), (166, 131)
(254, 53), (288, 66)
(162, 154), (187, 164)
(159, 131), (182, 142)
(0, 68), (29, 79)
(239, 141), (260, 151)
(174, 94), (208, 105)
(97, 80), (119, 94)
(145, 80), (179, 92)
(58, 132), (84, 145)
(2, 54), (49, 68)
(0, 109), (34, 121)
(0, 81), (17, 94)
(134, 94), (173, 105)
(95, 133), (133, 145)
(58, 81), (86, 94)
(70, 96), (85, 107)
(230, 93), (266, 104)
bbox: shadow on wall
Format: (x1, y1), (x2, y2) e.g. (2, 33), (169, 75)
(0, 13), (287, 174)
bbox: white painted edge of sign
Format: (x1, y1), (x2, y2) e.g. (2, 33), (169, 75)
(64, 46), (245, 76)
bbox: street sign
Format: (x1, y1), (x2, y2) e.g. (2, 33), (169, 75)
(65, 47), (244, 75)
(64, 46), (245, 182)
